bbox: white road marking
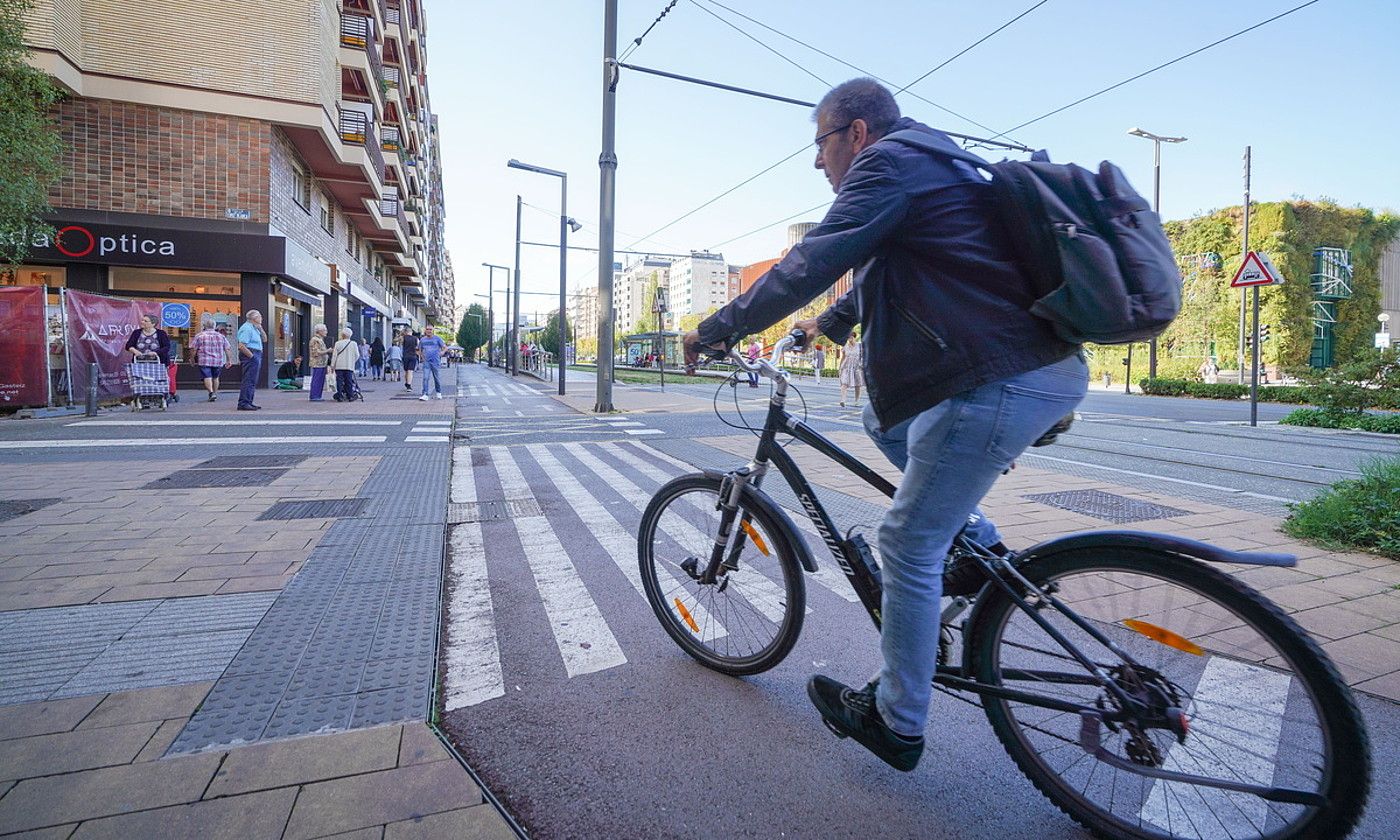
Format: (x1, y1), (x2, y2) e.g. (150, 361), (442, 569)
(0, 436), (387, 449)
(68, 420), (401, 426)
(492, 447), (627, 678)
(451, 446), (476, 504)
(443, 521), (505, 710)
(527, 445), (725, 642)
(623, 428), (664, 436)
(606, 421), (644, 427)
(1021, 452), (1296, 502)
(566, 443), (803, 623)
(1140, 656), (1292, 838)
(405, 435), (450, 442)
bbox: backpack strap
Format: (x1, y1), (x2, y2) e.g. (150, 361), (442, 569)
(883, 129), (993, 170)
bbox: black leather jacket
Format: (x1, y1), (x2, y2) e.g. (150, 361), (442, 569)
(697, 117), (1076, 430)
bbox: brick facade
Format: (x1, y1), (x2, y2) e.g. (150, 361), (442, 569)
(48, 98), (272, 223)
(268, 128), (387, 308)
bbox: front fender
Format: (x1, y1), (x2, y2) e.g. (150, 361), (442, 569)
(1016, 530), (1296, 568)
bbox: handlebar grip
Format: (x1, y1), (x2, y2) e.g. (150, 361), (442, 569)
(788, 328), (808, 350)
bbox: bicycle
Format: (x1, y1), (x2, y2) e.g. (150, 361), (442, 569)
(638, 331), (1369, 840)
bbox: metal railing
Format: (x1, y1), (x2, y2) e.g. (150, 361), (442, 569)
(337, 106), (385, 184)
(381, 124), (401, 152)
(383, 66), (400, 88)
(340, 12), (370, 47)
(380, 193), (402, 217)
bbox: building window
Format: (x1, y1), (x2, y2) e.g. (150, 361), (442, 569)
(319, 192), (334, 234)
(346, 225), (358, 258)
(292, 165), (311, 212)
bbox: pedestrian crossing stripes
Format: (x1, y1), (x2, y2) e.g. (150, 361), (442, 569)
(459, 382), (543, 398)
(442, 439), (866, 709)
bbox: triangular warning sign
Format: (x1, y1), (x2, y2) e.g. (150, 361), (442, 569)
(1231, 251), (1284, 288)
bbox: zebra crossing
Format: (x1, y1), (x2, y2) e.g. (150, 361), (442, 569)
(457, 381), (548, 399)
(441, 439), (862, 711)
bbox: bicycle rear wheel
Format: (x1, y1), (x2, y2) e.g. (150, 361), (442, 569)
(965, 548), (1369, 840)
(638, 474), (805, 676)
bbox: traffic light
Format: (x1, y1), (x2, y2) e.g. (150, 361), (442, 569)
(1260, 323), (1271, 343)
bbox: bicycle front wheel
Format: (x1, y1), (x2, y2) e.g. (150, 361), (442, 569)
(638, 474), (805, 676)
(965, 548), (1369, 840)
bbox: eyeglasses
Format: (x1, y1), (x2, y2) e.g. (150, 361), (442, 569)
(813, 122), (853, 151)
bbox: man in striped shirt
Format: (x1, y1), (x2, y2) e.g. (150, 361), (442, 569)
(190, 315), (231, 402)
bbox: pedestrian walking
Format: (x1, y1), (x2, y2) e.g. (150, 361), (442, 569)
(401, 329), (419, 391)
(388, 336), (404, 381)
(356, 341), (370, 377)
(746, 340), (761, 387)
(370, 336), (385, 380)
(235, 310), (265, 411)
(813, 344), (826, 381)
(331, 328), (361, 402)
(308, 324), (330, 401)
(839, 334), (863, 407)
(189, 315), (231, 402)
(417, 325), (447, 400)
(125, 313), (173, 406)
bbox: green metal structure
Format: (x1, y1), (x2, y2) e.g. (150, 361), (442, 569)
(1309, 247), (1353, 368)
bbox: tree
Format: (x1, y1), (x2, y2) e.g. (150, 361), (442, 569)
(537, 310), (571, 358)
(0, 0), (64, 266)
(455, 303), (487, 357)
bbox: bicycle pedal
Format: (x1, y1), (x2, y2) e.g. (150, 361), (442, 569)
(821, 717), (849, 739)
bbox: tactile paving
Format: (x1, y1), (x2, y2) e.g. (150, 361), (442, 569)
(257, 498), (370, 520)
(194, 455), (309, 469)
(167, 444), (449, 754)
(143, 468), (288, 489)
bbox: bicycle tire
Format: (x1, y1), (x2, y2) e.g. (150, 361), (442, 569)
(964, 547), (1369, 840)
(638, 473), (805, 676)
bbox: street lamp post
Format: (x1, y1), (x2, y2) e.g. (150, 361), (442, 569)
(1128, 127), (1187, 382)
(481, 263), (508, 368)
(507, 158), (581, 396)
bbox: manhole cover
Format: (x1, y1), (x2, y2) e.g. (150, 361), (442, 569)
(448, 498), (542, 524)
(194, 455), (308, 469)
(258, 498), (369, 520)
(0, 498), (62, 523)
(1023, 489), (1189, 524)
(143, 469), (289, 489)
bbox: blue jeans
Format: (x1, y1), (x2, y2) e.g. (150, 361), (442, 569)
(238, 350), (261, 408)
(863, 353), (1088, 737)
(420, 359), (441, 395)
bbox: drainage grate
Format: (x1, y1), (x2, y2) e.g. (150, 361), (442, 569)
(144, 469), (289, 489)
(0, 498), (62, 523)
(1024, 489), (1190, 525)
(258, 498), (370, 521)
(194, 455), (309, 469)
(448, 498), (542, 524)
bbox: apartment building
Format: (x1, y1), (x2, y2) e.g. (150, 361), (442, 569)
(738, 223), (851, 305)
(617, 258), (672, 333)
(19, 0), (450, 387)
(666, 251), (728, 321)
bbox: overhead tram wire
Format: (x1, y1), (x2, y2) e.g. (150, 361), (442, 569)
(691, 0), (1046, 144)
(990, 0), (1324, 139)
(619, 0), (679, 64)
(687, 1), (829, 87)
(708, 200), (833, 251)
(620, 2), (1040, 252)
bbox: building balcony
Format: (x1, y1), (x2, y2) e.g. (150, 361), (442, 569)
(381, 124), (401, 153)
(337, 106), (386, 186)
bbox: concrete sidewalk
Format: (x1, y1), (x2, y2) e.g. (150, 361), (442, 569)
(0, 366), (514, 838)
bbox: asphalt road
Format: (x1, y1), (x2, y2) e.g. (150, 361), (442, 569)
(440, 365), (1400, 840)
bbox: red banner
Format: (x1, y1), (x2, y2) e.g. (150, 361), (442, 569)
(65, 290), (160, 401)
(0, 287), (49, 408)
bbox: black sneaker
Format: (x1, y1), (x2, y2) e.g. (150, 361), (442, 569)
(807, 676), (924, 772)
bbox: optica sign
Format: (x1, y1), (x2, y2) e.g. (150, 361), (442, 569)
(8, 217), (286, 274)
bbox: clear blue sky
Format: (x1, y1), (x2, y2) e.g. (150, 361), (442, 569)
(430, 0), (1399, 313)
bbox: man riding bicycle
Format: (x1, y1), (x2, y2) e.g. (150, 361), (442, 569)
(683, 78), (1089, 771)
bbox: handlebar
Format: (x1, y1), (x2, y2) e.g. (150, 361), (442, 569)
(726, 329), (807, 375)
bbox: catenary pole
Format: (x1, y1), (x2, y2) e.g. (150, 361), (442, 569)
(1238, 147), (1250, 386)
(513, 195), (522, 376)
(595, 0), (618, 412)
(558, 174), (568, 395)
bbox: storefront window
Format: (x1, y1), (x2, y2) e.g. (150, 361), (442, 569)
(273, 294), (307, 368)
(108, 268), (241, 363)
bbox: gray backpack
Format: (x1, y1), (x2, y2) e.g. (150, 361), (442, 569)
(887, 130), (1182, 345)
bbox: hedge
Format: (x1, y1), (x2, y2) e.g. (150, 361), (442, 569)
(1138, 378), (1395, 408)
(1284, 457), (1400, 558)
(1280, 408), (1400, 434)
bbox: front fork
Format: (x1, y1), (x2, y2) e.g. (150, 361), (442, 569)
(697, 468), (756, 585)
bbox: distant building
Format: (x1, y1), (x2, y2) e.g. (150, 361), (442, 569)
(738, 222), (851, 305)
(618, 258), (672, 333)
(727, 264), (743, 302)
(667, 251), (728, 321)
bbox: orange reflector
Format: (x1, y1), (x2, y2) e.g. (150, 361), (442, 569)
(740, 520), (769, 556)
(1123, 619), (1204, 656)
(674, 598), (700, 634)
